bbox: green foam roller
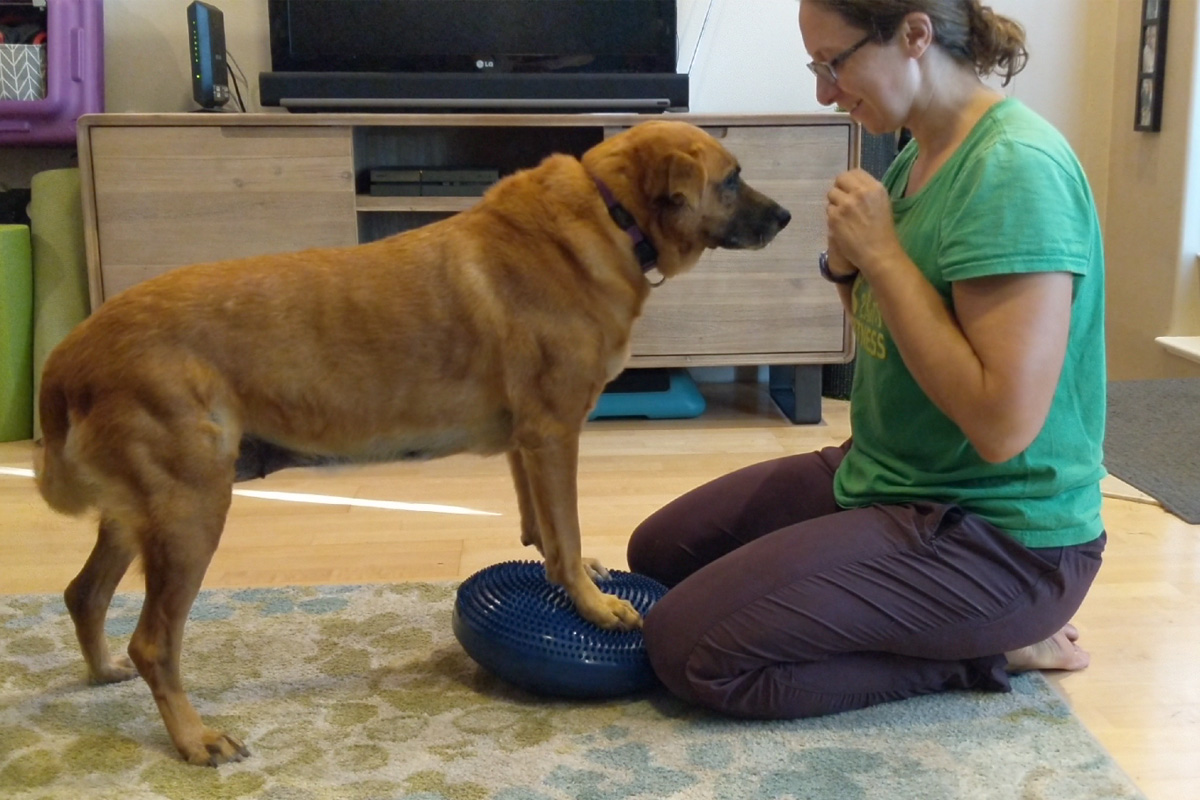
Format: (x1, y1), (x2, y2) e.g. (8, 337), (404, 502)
(30, 168), (90, 439)
(0, 224), (35, 442)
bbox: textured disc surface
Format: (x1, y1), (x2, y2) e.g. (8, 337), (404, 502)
(452, 560), (668, 698)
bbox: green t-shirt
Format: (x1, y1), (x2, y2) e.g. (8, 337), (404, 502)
(834, 98), (1107, 548)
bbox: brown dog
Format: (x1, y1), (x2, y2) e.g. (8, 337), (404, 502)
(33, 120), (790, 765)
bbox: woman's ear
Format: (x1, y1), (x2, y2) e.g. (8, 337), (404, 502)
(899, 12), (935, 58)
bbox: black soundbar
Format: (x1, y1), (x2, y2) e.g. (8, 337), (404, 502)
(258, 72), (689, 113)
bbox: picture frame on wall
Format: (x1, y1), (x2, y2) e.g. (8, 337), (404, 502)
(1135, 0), (1169, 131)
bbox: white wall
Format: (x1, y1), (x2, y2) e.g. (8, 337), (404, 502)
(12, 1), (1102, 148)
(1101, 0), (1200, 378)
(3, 0), (1195, 378)
(684, 0), (1200, 380)
(684, 0), (1095, 163)
(102, 0), (271, 113)
(1174, 0), (1200, 340)
(684, 0), (816, 113)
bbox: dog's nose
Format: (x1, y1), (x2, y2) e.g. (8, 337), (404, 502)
(775, 206), (792, 230)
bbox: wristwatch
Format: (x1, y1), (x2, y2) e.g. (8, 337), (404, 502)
(818, 250), (859, 285)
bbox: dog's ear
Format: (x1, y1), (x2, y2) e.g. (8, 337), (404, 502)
(663, 152), (706, 209)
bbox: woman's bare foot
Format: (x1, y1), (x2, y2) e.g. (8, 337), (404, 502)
(1005, 623), (1089, 673)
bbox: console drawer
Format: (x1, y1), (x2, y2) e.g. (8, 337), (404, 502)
(87, 125), (357, 303)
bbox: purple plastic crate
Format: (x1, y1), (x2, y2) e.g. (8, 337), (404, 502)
(0, 0), (104, 146)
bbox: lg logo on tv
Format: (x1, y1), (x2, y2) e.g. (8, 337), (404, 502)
(475, 59), (495, 70)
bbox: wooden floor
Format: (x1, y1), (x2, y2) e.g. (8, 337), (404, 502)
(1, 383), (1196, 799)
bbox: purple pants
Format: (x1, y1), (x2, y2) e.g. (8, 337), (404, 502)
(626, 443), (1105, 719)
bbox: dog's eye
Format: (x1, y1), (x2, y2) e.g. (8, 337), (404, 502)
(723, 171), (741, 190)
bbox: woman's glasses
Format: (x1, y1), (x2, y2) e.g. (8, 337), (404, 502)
(806, 32), (875, 85)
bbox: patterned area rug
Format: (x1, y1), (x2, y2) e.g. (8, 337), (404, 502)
(1, 583), (1144, 800)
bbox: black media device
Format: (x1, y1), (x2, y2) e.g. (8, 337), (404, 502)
(259, 0), (687, 113)
(187, 1), (231, 110)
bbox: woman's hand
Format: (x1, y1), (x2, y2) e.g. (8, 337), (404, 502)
(826, 168), (906, 274)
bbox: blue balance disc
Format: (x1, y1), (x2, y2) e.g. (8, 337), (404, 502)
(452, 560), (668, 698)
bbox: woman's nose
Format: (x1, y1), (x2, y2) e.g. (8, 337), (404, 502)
(815, 77), (839, 107)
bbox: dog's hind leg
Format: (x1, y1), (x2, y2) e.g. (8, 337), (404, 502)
(126, 483), (249, 766)
(115, 370), (249, 765)
(64, 516), (139, 684)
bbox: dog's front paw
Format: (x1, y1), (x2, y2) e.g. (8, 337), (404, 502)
(582, 593), (642, 631)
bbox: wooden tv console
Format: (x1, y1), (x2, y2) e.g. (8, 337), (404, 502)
(76, 112), (857, 422)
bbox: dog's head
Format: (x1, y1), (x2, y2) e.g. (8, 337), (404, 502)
(582, 120), (792, 278)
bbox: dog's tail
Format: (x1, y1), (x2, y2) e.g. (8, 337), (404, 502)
(33, 382), (96, 517)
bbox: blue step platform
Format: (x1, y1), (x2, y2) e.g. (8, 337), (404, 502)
(589, 368), (706, 420)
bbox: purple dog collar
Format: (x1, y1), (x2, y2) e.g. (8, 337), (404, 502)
(590, 174), (661, 282)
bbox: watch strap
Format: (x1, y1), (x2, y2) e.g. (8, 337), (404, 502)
(819, 250), (859, 285)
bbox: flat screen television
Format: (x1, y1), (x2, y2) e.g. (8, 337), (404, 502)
(259, 0), (688, 112)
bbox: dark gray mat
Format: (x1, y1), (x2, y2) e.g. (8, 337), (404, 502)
(1105, 378), (1200, 523)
